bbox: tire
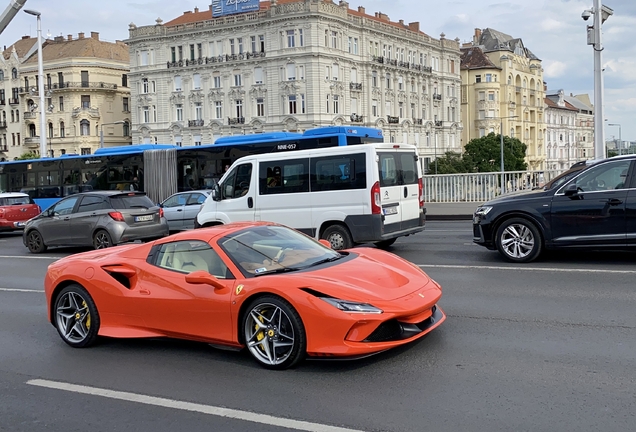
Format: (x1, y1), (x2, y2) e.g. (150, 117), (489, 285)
(374, 238), (397, 249)
(321, 224), (353, 250)
(93, 230), (113, 250)
(26, 230), (47, 254)
(242, 296), (306, 370)
(495, 217), (542, 263)
(53, 284), (100, 348)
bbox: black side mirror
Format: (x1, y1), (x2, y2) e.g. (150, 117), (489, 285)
(563, 183), (578, 197)
(212, 184), (221, 201)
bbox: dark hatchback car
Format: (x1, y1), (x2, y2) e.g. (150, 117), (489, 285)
(473, 155), (636, 262)
(23, 191), (169, 253)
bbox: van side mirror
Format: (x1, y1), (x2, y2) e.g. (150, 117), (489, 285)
(563, 183), (579, 197)
(212, 183), (221, 201)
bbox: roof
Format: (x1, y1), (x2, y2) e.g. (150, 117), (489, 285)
(544, 97), (578, 112)
(2, 36), (37, 60)
(478, 28), (540, 61)
(546, 89), (593, 113)
(460, 46), (500, 70)
(164, 1), (430, 37)
(22, 35), (129, 65)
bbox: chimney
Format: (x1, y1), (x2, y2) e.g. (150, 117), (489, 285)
(398, 19), (404, 26)
(357, 6), (365, 14)
(67, 34), (73, 41)
(54, 36), (64, 42)
(374, 12), (378, 18)
(184, 10), (191, 14)
(473, 28), (482, 44)
(194, 7), (199, 13)
(378, 12), (389, 21)
(22, 35), (29, 40)
(78, 32), (85, 39)
(408, 22), (420, 32)
(91, 32), (99, 40)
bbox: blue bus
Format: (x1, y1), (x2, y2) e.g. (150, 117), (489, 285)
(0, 126), (383, 209)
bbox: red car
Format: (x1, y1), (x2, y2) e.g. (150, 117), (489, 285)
(45, 222), (445, 369)
(0, 193), (41, 232)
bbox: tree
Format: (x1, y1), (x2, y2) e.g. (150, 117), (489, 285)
(431, 151), (470, 174)
(15, 152), (39, 160)
(463, 133), (527, 172)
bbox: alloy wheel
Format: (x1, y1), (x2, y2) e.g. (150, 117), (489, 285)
(500, 223), (535, 259)
(244, 303), (295, 366)
(55, 291), (92, 344)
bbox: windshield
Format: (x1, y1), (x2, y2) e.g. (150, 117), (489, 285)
(0, 196), (33, 206)
(109, 194), (155, 209)
(219, 225), (340, 276)
(543, 168), (584, 190)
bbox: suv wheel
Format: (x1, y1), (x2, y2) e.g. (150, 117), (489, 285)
(495, 218), (542, 263)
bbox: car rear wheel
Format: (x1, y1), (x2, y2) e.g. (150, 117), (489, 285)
(93, 230), (113, 249)
(54, 284), (100, 348)
(26, 230), (47, 254)
(495, 218), (542, 263)
(321, 224), (353, 250)
(243, 296), (306, 370)
(374, 238), (397, 249)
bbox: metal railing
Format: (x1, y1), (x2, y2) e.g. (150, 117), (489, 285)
(423, 169), (563, 203)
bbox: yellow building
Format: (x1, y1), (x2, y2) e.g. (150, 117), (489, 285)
(3, 32), (131, 160)
(461, 28), (545, 170)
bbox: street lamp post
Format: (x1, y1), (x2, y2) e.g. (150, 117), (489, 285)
(607, 123), (621, 155)
(583, 1), (613, 160)
(486, 115), (518, 193)
(100, 121), (126, 148)
(24, 9), (47, 158)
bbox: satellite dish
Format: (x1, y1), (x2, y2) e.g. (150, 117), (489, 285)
(30, 103), (38, 112)
(30, 87), (37, 94)
(48, 104), (54, 112)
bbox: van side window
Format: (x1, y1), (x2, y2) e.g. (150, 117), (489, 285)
(259, 159), (309, 195)
(311, 154), (366, 191)
(378, 154), (399, 187)
(398, 153), (418, 185)
(221, 163), (252, 199)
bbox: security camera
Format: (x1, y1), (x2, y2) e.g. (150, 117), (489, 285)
(581, 9), (592, 21)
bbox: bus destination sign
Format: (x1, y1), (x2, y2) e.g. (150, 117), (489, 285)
(212, 0), (260, 17)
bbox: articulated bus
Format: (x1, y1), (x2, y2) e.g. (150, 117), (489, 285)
(0, 126), (383, 209)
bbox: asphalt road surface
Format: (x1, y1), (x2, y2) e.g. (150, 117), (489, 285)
(1, 223), (635, 432)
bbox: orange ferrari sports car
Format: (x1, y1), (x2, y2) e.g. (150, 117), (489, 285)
(45, 222), (445, 369)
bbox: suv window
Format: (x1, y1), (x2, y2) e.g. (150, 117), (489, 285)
(109, 194), (155, 209)
(569, 160), (631, 192)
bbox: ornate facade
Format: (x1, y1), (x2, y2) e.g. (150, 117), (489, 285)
(0, 32), (131, 161)
(461, 28), (546, 170)
(125, 0), (462, 172)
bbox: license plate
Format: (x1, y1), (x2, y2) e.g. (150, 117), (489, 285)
(135, 215), (153, 222)
(383, 207), (398, 215)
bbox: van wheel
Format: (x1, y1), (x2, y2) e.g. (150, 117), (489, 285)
(321, 225), (353, 250)
(374, 238), (397, 249)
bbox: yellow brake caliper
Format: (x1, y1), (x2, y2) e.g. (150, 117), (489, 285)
(255, 313), (265, 350)
(82, 301), (91, 329)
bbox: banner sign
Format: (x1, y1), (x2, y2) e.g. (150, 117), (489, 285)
(211, 0), (260, 17)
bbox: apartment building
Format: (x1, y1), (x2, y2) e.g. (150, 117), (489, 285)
(461, 28), (546, 170)
(124, 0), (462, 170)
(0, 32), (131, 161)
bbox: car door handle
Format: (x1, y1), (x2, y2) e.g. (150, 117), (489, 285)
(607, 199), (623, 206)
(177, 209), (183, 212)
(404, 186), (408, 198)
(248, 197), (254, 208)
(63, 217), (70, 221)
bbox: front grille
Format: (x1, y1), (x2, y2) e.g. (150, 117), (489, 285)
(363, 320), (402, 342)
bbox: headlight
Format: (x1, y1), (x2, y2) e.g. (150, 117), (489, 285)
(474, 206), (493, 216)
(320, 297), (383, 314)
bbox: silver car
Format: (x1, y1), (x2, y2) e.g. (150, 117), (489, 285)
(23, 191), (169, 253)
(160, 190), (211, 232)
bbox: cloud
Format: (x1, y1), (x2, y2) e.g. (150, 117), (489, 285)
(543, 61), (568, 78)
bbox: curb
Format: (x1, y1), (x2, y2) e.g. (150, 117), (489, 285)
(427, 215), (473, 221)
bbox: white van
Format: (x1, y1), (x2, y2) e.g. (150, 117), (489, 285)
(195, 143), (425, 250)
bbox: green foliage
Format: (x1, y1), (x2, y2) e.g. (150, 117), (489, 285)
(15, 152), (39, 160)
(427, 133), (528, 174)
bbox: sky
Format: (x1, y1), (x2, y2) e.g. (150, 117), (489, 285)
(1, 0), (634, 141)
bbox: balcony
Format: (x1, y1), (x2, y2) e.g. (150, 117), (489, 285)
(188, 119), (205, 127)
(435, 120), (443, 127)
(0, 144), (7, 152)
(24, 112), (37, 119)
(19, 82), (118, 93)
(0, 99), (4, 105)
(413, 118), (423, 125)
(350, 114), (364, 123)
(0, 121), (6, 128)
(387, 116), (400, 124)
(350, 82), (362, 91)
(8, 98), (19, 105)
(167, 52), (267, 69)
(433, 93), (442, 101)
(24, 136), (40, 148)
(72, 107), (101, 118)
(228, 117), (245, 125)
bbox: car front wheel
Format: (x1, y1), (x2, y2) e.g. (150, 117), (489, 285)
(54, 284), (100, 348)
(495, 217), (542, 263)
(243, 296), (306, 370)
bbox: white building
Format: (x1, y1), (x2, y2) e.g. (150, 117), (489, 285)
(124, 0), (462, 170)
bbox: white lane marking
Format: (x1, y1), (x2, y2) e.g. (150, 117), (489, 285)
(0, 255), (62, 260)
(0, 288), (44, 293)
(27, 379), (365, 432)
(418, 264), (636, 275)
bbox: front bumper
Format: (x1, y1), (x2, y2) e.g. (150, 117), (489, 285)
(472, 214), (495, 249)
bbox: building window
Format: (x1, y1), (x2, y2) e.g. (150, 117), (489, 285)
(372, 71), (378, 87)
(215, 101), (223, 119)
(250, 36), (257, 53)
(331, 31), (337, 48)
(485, 73), (492, 82)
(171, 46), (176, 62)
(11, 68), (17, 79)
(123, 121), (129, 137)
(235, 100), (243, 118)
(372, 100), (378, 117)
(197, 43), (202, 59)
(48, 122), (53, 138)
(333, 95), (339, 114)
(475, 75), (481, 83)
(123, 97), (129, 112)
(193, 73), (201, 90)
(488, 92), (495, 101)
(213, 75), (221, 88)
(142, 106), (149, 123)
(194, 134), (202, 146)
(194, 102), (203, 120)
(234, 74), (242, 87)
(81, 95), (90, 108)
(139, 50), (149, 66)
(229, 39), (235, 55)
(288, 95), (297, 114)
(174, 75), (182, 92)
(478, 91), (485, 101)
(287, 30), (295, 48)
(286, 63), (296, 81)
(81, 70), (89, 87)
(332, 64), (339, 81)
(142, 78), (149, 94)
(254, 67), (263, 84)
(122, 74), (128, 87)
(256, 98), (265, 116)
(299, 29), (304, 46)
(80, 120), (90, 136)
(259, 35), (265, 52)
(300, 94), (305, 114)
(59, 96), (64, 112)
(386, 73), (391, 89)
(237, 38), (243, 54)
(176, 104), (183, 121)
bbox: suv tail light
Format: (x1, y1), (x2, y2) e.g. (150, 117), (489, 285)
(418, 178), (425, 209)
(371, 181), (381, 215)
(159, 207), (164, 218)
(108, 211), (125, 222)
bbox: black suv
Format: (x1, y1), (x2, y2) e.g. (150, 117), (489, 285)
(473, 155), (636, 262)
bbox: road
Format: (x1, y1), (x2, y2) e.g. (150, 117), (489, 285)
(1, 223), (635, 432)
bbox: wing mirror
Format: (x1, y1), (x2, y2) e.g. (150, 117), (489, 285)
(212, 183), (221, 201)
(185, 270), (225, 289)
(563, 183), (579, 197)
